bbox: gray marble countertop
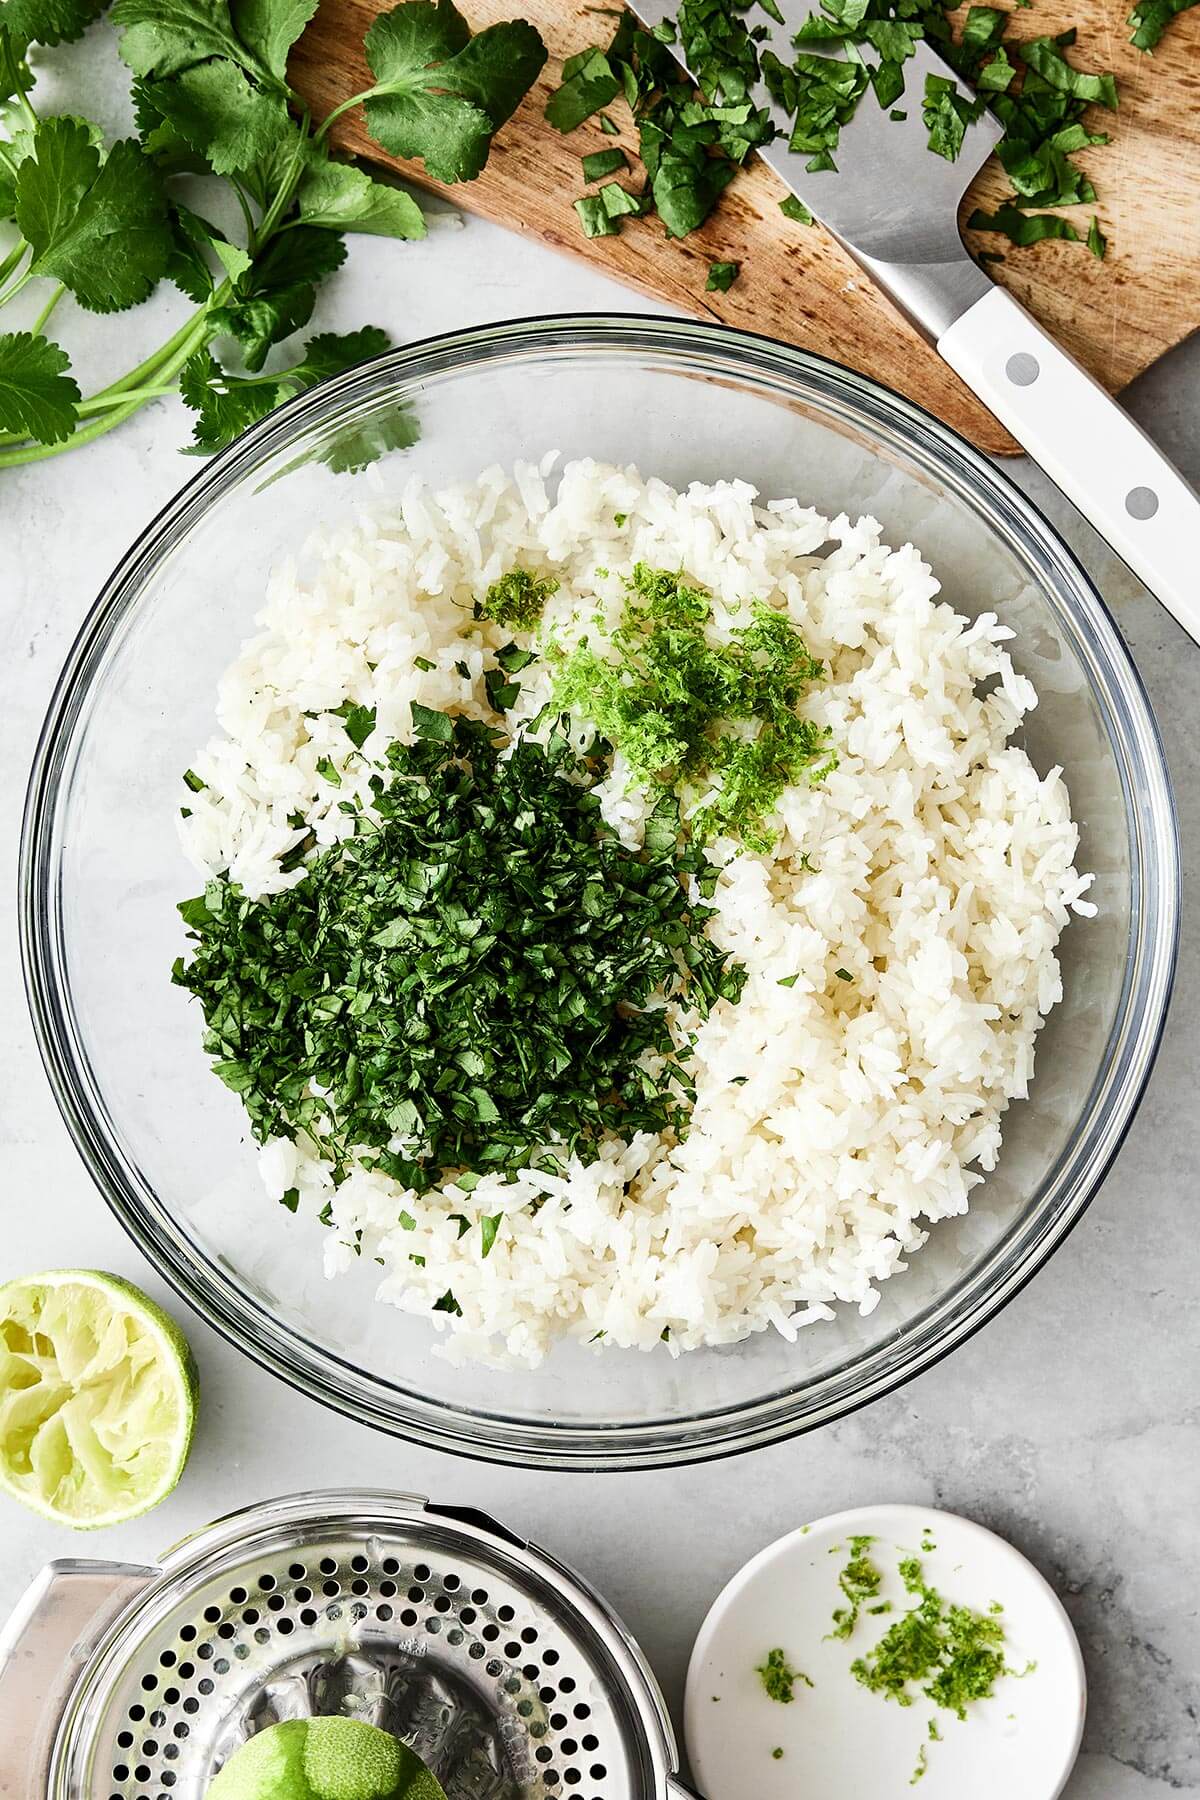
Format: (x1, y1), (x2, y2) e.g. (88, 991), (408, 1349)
(1, 96), (1197, 1797)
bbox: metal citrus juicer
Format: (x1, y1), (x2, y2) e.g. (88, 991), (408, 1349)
(0, 1489), (695, 1800)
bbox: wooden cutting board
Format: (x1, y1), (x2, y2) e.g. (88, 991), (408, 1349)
(291, 0), (1200, 455)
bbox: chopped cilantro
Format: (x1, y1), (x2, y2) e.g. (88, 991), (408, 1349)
(779, 194), (813, 224)
(582, 146), (628, 180)
(922, 71), (986, 162)
(706, 258), (739, 290)
(1087, 215), (1107, 259)
(968, 204), (1080, 247)
(548, 0), (1128, 265)
(1128, 0), (1198, 48)
(174, 710), (745, 1191)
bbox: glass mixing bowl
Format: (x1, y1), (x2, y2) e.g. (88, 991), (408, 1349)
(20, 316), (1179, 1470)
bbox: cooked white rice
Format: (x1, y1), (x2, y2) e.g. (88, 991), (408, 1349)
(179, 456), (1095, 1367)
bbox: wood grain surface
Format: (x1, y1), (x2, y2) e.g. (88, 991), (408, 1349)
(291, 0), (1200, 455)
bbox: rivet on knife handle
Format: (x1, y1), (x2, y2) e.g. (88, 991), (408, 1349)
(938, 286), (1200, 642)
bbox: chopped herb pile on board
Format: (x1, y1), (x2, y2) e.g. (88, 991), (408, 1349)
(174, 706), (745, 1191)
(0, 0), (546, 466)
(546, 0), (1140, 262)
(551, 562), (836, 852)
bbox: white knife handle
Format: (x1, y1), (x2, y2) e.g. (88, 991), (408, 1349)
(938, 286), (1200, 643)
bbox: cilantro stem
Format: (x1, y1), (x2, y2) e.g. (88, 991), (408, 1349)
(74, 384), (183, 413)
(0, 311), (213, 467)
(29, 281), (64, 336)
(0, 239), (26, 289)
(313, 88), (379, 144)
(0, 264), (32, 310)
(85, 307), (216, 408)
(0, 37), (36, 132)
(251, 118), (312, 248)
(229, 178), (257, 243)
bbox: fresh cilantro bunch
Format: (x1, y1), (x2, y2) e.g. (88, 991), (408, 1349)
(546, 0), (1122, 261)
(0, 0), (545, 467)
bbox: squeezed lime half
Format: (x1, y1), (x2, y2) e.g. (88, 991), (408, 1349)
(209, 1720), (447, 1800)
(0, 1269), (198, 1528)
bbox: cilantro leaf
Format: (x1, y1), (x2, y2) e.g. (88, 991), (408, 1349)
(337, 701), (377, 747)
(1128, 0), (1198, 49)
(1017, 36), (1118, 109)
(967, 203), (1081, 246)
(230, 0), (319, 80)
(574, 191), (618, 235)
(0, 331), (80, 444)
(15, 120), (172, 312)
(362, 0), (547, 184)
(297, 157), (426, 238)
(1087, 214), (1106, 258)
(479, 1213), (501, 1257)
(864, 18), (918, 62)
(182, 326), (391, 455)
(959, 5), (1007, 62)
(545, 46), (620, 131)
(411, 699), (454, 741)
(179, 347), (280, 452)
(706, 257), (738, 290)
(779, 193), (813, 223)
(111, 0), (254, 77)
(141, 61), (292, 175)
(208, 227), (346, 370)
(922, 71), (985, 161)
(167, 202), (253, 300)
(2, 0), (107, 46)
(292, 325), (391, 381)
(975, 45), (1016, 93)
(581, 145), (626, 180)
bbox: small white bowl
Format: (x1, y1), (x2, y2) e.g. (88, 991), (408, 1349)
(685, 1503), (1086, 1799)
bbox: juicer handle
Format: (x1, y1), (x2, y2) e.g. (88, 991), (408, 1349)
(0, 1558), (155, 1799)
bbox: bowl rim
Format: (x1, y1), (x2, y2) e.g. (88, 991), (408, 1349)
(19, 312), (1181, 1471)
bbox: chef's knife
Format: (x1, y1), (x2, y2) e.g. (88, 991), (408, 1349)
(622, 4), (1200, 641)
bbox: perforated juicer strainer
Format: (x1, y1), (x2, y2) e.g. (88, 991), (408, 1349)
(0, 1490), (692, 1800)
